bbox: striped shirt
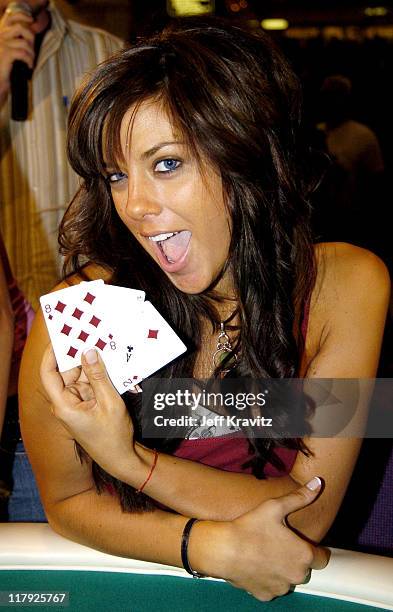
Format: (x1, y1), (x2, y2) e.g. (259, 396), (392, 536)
(0, 2), (123, 309)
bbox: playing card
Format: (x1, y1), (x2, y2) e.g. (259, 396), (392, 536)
(40, 282), (187, 395)
(99, 285), (145, 306)
(40, 280), (119, 372)
(98, 285), (146, 391)
(128, 300), (187, 381)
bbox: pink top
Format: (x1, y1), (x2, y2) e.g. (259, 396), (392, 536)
(173, 305), (310, 477)
(0, 234), (34, 370)
(174, 432), (297, 477)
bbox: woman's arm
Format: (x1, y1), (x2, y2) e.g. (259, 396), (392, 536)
(20, 295), (328, 601)
(285, 243), (390, 536)
(0, 258), (14, 436)
(140, 243), (389, 539)
(33, 244), (390, 543)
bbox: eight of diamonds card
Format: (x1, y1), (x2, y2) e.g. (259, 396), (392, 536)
(40, 280), (119, 373)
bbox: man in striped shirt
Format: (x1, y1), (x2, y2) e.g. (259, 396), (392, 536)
(0, 0), (122, 521)
(0, 1), (123, 309)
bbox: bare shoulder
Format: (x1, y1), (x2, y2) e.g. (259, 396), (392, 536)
(303, 243), (390, 376)
(56, 263), (113, 291)
(313, 242), (390, 308)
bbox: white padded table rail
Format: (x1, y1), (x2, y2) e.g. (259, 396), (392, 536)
(0, 524), (392, 609)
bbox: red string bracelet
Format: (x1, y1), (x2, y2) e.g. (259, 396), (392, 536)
(136, 449), (158, 494)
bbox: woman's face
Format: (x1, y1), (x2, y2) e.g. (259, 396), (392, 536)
(106, 100), (232, 295)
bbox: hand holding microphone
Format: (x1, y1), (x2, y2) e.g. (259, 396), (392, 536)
(0, 1), (35, 119)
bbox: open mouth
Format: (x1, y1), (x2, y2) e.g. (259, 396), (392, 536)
(148, 230), (192, 265)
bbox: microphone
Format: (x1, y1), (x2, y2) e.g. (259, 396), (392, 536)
(6, 2), (34, 121)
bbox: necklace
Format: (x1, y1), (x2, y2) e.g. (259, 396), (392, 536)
(212, 321), (238, 374)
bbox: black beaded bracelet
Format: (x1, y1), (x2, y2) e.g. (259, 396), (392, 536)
(181, 518), (206, 579)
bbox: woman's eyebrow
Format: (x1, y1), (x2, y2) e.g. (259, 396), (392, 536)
(103, 141), (186, 168)
(141, 141), (185, 160)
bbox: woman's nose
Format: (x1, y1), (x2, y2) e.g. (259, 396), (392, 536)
(124, 175), (162, 220)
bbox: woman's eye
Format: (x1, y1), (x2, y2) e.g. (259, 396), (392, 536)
(154, 159), (181, 173)
(107, 171), (127, 184)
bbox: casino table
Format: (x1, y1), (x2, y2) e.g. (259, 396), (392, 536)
(0, 524), (392, 611)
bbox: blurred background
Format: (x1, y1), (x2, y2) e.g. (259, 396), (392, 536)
(57, 0), (393, 168)
(57, 0), (393, 266)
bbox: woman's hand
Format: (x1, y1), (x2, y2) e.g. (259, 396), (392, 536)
(40, 344), (138, 481)
(190, 478), (330, 601)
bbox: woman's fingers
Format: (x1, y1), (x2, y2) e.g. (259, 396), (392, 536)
(40, 343), (83, 398)
(274, 477), (323, 519)
(309, 544), (331, 571)
(40, 343), (66, 401)
(223, 477), (330, 601)
(40, 343), (95, 425)
(44, 348), (135, 479)
(275, 476), (330, 569)
(273, 477), (330, 571)
(81, 348), (118, 402)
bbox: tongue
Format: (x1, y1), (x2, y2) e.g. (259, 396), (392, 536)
(161, 231), (191, 263)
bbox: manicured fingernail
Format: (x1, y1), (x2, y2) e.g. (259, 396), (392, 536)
(84, 348), (98, 364)
(306, 477), (322, 491)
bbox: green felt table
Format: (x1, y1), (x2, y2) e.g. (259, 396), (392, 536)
(0, 570), (389, 612)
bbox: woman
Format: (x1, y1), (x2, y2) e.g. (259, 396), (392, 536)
(19, 17), (389, 601)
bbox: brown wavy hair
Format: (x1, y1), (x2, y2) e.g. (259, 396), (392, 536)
(60, 17), (316, 511)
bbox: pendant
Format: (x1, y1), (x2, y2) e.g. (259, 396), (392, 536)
(212, 322), (238, 373)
